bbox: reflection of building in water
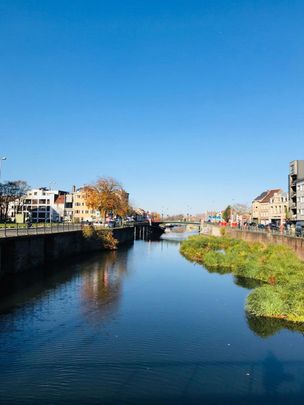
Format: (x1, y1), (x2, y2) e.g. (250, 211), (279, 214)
(81, 250), (129, 323)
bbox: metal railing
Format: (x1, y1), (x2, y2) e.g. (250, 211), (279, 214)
(234, 225), (303, 238)
(0, 221), (149, 238)
(0, 223), (84, 238)
(203, 221), (304, 239)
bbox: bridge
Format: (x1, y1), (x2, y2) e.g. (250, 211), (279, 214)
(153, 220), (201, 226)
(152, 220), (202, 231)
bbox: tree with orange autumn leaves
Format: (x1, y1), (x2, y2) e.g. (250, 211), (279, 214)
(84, 177), (130, 223)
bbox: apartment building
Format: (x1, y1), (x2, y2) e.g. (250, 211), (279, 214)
(14, 188), (69, 223)
(269, 191), (289, 225)
(289, 160), (304, 224)
(252, 189), (287, 225)
(73, 189), (101, 223)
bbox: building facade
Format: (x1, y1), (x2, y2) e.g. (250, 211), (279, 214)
(289, 160), (304, 224)
(72, 189), (101, 223)
(11, 188), (69, 223)
(252, 189), (287, 225)
(269, 191), (289, 225)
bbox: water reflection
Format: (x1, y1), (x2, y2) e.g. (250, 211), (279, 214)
(81, 249), (129, 323)
(246, 313), (304, 338)
(234, 276), (264, 290)
(184, 255), (304, 337)
(0, 247), (132, 328)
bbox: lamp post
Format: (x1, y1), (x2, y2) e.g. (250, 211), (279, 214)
(0, 157), (7, 181)
(48, 181), (56, 223)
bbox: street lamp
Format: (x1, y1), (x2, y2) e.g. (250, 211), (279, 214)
(48, 181), (57, 223)
(0, 157), (7, 181)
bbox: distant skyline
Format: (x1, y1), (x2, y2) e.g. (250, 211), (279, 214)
(1, 0), (304, 213)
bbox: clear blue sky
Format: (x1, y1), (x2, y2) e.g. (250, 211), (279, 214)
(1, 0), (303, 214)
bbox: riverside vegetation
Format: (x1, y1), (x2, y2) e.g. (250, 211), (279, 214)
(82, 225), (118, 250)
(180, 234), (304, 323)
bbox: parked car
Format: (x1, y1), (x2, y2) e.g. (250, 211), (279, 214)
(265, 223), (279, 231)
(295, 222), (303, 237)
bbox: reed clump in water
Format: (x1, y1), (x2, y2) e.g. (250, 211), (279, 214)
(180, 235), (304, 323)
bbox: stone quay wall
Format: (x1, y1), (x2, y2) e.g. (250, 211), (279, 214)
(0, 227), (135, 275)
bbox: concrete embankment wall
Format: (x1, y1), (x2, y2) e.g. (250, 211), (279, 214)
(200, 224), (222, 237)
(200, 224), (304, 260)
(227, 228), (304, 260)
(0, 227), (134, 275)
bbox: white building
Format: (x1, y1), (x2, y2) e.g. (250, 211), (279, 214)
(14, 188), (69, 223)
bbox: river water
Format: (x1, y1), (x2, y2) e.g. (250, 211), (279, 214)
(1, 233), (304, 404)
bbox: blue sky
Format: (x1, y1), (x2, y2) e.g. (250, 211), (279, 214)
(1, 0), (303, 214)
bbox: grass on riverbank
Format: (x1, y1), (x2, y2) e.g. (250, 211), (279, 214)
(180, 235), (304, 323)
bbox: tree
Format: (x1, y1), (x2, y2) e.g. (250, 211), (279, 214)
(222, 205), (231, 223)
(84, 177), (129, 223)
(231, 203), (250, 215)
(0, 180), (29, 222)
(285, 206), (292, 221)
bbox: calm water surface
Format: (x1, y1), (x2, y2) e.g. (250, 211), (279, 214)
(1, 234), (304, 404)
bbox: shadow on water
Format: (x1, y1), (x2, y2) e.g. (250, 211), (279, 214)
(262, 351), (294, 397)
(0, 244), (133, 321)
